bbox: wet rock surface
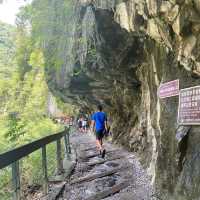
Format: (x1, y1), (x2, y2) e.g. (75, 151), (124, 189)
(58, 132), (155, 200)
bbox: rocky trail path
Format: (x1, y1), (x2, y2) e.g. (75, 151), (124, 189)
(57, 131), (157, 200)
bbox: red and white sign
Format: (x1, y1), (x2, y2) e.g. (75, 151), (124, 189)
(178, 86), (200, 125)
(158, 79), (179, 98)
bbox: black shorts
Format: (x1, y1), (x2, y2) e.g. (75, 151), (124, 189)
(96, 129), (104, 140)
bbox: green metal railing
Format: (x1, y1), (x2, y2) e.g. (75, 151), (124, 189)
(0, 127), (71, 200)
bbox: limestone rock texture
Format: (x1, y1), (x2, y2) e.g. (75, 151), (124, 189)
(44, 0), (200, 199)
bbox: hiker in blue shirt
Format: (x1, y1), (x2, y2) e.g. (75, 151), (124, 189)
(91, 104), (108, 158)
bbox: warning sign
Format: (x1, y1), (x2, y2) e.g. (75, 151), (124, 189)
(178, 86), (200, 125)
(158, 80), (179, 99)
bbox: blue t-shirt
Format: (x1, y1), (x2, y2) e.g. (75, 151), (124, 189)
(92, 112), (107, 131)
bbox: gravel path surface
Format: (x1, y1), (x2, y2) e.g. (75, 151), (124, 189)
(58, 131), (156, 200)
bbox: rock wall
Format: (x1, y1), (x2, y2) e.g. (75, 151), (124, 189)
(43, 0), (200, 199)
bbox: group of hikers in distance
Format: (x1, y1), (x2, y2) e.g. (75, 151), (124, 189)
(78, 117), (88, 132)
(77, 104), (108, 159)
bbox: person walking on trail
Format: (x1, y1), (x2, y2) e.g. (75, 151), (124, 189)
(82, 118), (87, 132)
(78, 117), (83, 132)
(91, 105), (108, 158)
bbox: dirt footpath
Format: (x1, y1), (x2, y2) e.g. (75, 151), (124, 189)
(58, 131), (156, 200)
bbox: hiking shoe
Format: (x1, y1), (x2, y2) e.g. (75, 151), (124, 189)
(102, 149), (106, 158)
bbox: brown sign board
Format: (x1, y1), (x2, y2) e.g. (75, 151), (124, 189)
(158, 80), (179, 99)
(178, 86), (200, 125)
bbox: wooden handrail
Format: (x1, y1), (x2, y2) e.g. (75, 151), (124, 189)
(0, 130), (67, 169)
(0, 127), (71, 200)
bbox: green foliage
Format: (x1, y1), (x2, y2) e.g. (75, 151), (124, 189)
(0, 5), (65, 199)
(29, 48), (44, 68)
(0, 1), (80, 198)
(0, 21), (16, 75)
(5, 113), (26, 143)
(15, 29), (32, 80)
(0, 167), (12, 200)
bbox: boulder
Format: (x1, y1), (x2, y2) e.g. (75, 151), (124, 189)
(147, 18), (161, 42)
(160, 1), (173, 13)
(183, 35), (197, 58)
(166, 4), (179, 22)
(115, 2), (131, 31)
(194, 0), (200, 12)
(147, 18), (172, 49)
(172, 12), (182, 35)
(146, 0), (159, 16)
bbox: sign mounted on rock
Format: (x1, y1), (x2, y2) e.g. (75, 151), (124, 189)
(158, 79), (179, 98)
(178, 86), (200, 125)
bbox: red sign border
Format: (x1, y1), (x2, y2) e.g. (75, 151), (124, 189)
(178, 85), (200, 125)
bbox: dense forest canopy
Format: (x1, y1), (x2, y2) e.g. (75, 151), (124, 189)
(0, 19), (59, 151)
(0, 0), (76, 153)
(0, 1), (76, 199)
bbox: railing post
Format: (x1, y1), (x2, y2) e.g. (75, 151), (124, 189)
(56, 139), (63, 175)
(42, 146), (48, 195)
(64, 127), (70, 159)
(67, 127), (71, 154)
(12, 161), (20, 200)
